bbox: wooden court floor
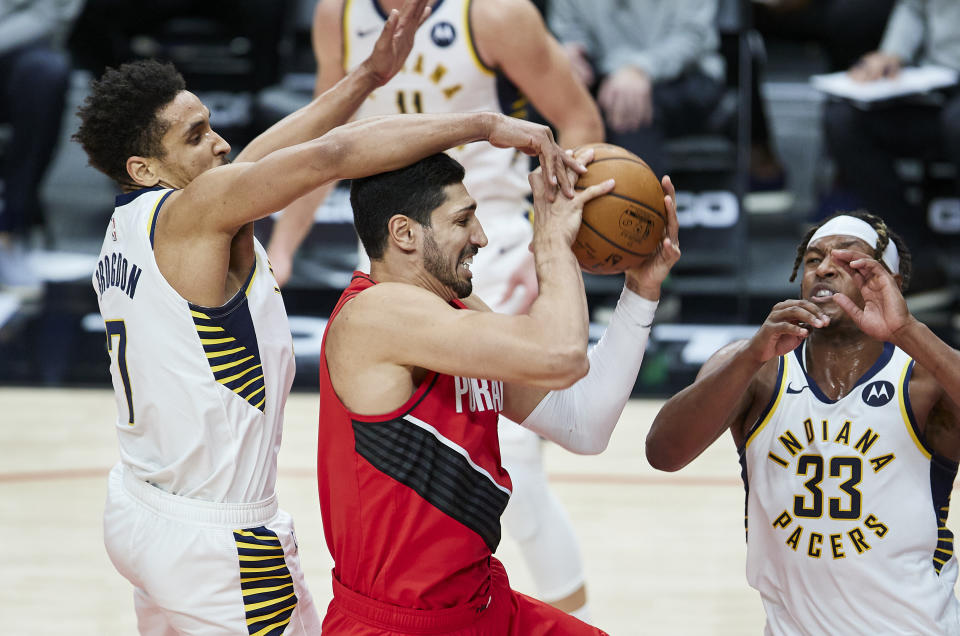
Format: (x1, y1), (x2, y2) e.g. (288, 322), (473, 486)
(3, 387), (956, 634)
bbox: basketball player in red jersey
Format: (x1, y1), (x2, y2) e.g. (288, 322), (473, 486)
(317, 149), (681, 634)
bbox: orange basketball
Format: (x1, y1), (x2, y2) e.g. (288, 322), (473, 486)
(572, 143), (666, 275)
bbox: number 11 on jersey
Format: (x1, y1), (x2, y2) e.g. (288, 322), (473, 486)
(105, 320), (134, 425)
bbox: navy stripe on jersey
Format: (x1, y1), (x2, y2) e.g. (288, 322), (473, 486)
(353, 414), (510, 551)
(930, 454), (958, 574)
(189, 265), (266, 411)
(901, 360), (936, 457)
(114, 185), (165, 207)
(233, 527), (298, 635)
(738, 448), (749, 542)
(372, 0), (445, 20)
(741, 355), (785, 451)
(148, 190), (175, 248)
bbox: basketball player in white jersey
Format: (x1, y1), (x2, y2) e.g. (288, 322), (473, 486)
(267, 0), (603, 618)
(72, 1), (583, 631)
(647, 211), (960, 635)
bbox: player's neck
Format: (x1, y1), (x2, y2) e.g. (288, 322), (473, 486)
(369, 257), (458, 303)
(804, 332), (887, 400)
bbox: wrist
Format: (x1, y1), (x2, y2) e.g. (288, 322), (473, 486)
(617, 286), (658, 328)
(890, 316), (925, 349)
(623, 270), (662, 301)
(480, 112), (501, 140)
(355, 60), (388, 89)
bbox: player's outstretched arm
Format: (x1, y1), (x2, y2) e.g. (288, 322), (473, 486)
(181, 112), (581, 237)
(236, 0), (431, 163)
(647, 298), (829, 471)
(505, 175), (681, 454)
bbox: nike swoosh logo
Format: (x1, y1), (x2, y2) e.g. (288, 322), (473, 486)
(785, 384), (809, 394)
(356, 26), (380, 37)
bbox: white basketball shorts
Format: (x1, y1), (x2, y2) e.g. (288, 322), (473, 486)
(103, 463), (321, 635)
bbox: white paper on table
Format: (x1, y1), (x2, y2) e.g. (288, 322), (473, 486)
(810, 65), (959, 103)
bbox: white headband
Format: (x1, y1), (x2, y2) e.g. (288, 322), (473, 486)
(807, 215), (900, 273)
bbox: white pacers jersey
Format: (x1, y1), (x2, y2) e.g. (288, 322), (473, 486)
(741, 342), (960, 635)
(93, 187), (295, 503)
(342, 0), (530, 214)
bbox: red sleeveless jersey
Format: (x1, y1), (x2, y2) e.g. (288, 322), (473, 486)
(317, 272), (512, 610)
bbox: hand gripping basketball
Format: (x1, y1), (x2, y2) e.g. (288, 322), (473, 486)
(571, 143), (667, 274)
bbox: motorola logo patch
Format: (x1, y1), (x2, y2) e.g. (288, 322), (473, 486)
(862, 380), (895, 407)
(431, 21), (456, 47)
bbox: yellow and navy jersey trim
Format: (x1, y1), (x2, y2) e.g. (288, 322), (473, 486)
(341, 0), (352, 74)
(795, 341), (895, 405)
(147, 190), (175, 248)
(233, 527), (298, 635)
(931, 454), (958, 574)
(464, 0), (495, 76)
(742, 355), (786, 451)
(189, 264), (266, 412)
(899, 358), (933, 460)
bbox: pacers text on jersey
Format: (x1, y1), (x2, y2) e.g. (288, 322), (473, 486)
(766, 416), (895, 560)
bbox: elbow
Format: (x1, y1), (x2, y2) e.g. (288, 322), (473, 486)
(541, 346), (589, 390)
(645, 429), (684, 472)
(570, 435), (609, 456)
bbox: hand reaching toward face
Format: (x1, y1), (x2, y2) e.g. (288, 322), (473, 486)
(829, 249), (913, 342)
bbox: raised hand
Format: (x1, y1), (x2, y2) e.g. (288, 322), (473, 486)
(528, 155), (613, 250)
(622, 175), (681, 300)
(363, 0), (432, 86)
(487, 114), (586, 200)
(830, 249), (911, 341)
(746, 300), (829, 363)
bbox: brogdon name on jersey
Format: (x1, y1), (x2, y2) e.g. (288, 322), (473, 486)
(740, 341), (960, 635)
(93, 186), (294, 503)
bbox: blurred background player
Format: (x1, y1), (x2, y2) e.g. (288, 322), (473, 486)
(266, 0), (604, 619)
(0, 0), (83, 295)
(549, 0), (724, 180)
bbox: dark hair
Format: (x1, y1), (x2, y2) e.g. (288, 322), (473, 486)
(789, 210), (913, 290)
(350, 153), (466, 259)
(73, 60), (186, 186)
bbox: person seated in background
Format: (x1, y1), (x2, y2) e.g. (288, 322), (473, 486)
(746, 0), (896, 198)
(822, 0), (960, 291)
(0, 0), (82, 295)
(548, 0), (725, 179)
(753, 0), (896, 73)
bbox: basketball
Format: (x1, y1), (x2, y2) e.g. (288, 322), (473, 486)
(572, 143), (666, 275)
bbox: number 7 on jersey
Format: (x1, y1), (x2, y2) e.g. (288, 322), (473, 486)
(105, 320), (134, 425)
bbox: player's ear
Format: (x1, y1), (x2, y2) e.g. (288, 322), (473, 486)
(893, 272), (904, 291)
(126, 156), (160, 188)
(387, 214), (418, 253)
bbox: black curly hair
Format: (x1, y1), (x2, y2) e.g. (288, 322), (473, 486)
(789, 210), (913, 291)
(73, 60), (186, 188)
